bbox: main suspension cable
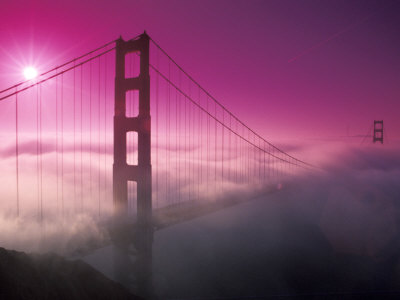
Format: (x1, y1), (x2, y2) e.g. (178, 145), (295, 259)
(149, 37), (313, 168)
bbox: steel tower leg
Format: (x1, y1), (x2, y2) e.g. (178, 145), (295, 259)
(113, 32), (153, 297)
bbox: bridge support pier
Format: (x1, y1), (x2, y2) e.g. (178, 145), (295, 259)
(113, 32), (153, 297)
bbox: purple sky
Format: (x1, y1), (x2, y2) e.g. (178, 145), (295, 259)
(1, 0), (399, 141)
(1, 1), (400, 261)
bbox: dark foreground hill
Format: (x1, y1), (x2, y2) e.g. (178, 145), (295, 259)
(0, 247), (142, 300)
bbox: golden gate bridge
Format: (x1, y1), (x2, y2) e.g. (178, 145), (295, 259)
(0, 32), (313, 297)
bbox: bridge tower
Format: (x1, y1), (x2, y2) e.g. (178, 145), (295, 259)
(113, 32), (152, 295)
(373, 120), (383, 144)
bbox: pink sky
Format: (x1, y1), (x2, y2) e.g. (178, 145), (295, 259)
(1, 1), (400, 261)
(1, 0), (399, 142)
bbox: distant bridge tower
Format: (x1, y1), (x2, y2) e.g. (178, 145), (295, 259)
(113, 32), (152, 296)
(373, 120), (383, 144)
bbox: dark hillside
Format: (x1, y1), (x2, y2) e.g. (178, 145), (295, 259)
(0, 247), (142, 300)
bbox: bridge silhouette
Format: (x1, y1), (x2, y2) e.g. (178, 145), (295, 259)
(0, 32), (313, 297)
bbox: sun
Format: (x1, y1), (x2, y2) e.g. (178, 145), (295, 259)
(23, 67), (38, 80)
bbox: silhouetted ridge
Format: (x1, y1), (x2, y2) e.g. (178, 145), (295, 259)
(0, 247), (142, 300)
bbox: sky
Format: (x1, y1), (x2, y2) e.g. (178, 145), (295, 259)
(0, 0), (399, 142)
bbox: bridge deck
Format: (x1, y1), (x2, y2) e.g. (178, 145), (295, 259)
(153, 190), (276, 230)
(71, 188), (279, 257)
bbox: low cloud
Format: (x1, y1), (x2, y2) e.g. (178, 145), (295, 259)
(0, 213), (109, 256)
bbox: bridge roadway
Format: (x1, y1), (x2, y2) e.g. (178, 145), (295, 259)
(152, 188), (279, 230)
(68, 186), (280, 258)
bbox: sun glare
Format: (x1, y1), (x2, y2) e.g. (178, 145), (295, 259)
(23, 67), (38, 80)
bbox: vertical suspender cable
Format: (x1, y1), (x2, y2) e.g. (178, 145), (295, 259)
(175, 71), (179, 204)
(104, 53), (107, 207)
(73, 61), (77, 213)
(98, 57), (101, 217)
(61, 73), (64, 218)
(40, 84), (43, 222)
(247, 131), (250, 185)
(56, 71), (59, 214)
(229, 113), (231, 185)
(258, 139), (261, 183)
(214, 101), (217, 199)
(206, 96), (209, 199)
(188, 79), (191, 201)
(177, 71), (181, 204)
(188, 81), (193, 200)
(155, 50), (159, 208)
(222, 110), (224, 192)
(37, 82), (40, 220)
(166, 62), (169, 205)
(167, 60), (171, 204)
(242, 127), (245, 184)
(80, 65), (84, 212)
(15, 90), (19, 217)
(254, 135), (257, 179)
(198, 87), (201, 201)
(89, 60), (92, 208)
(184, 89), (187, 204)
(235, 119), (238, 184)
